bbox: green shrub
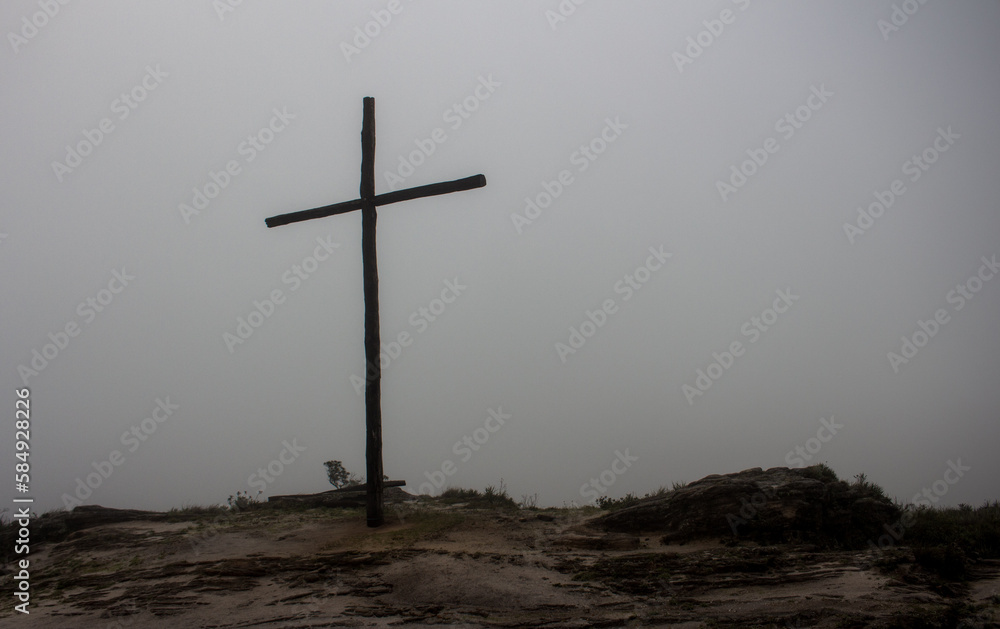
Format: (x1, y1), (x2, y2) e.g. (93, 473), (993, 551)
(906, 501), (1000, 559)
(596, 483), (690, 511)
(227, 490), (263, 511)
(800, 463), (838, 483)
(482, 479), (519, 510)
(439, 481), (518, 510)
(440, 487), (482, 503)
(853, 472), (888, 500)
(167, 504), (227, 517)
(596, 492), (640, 511)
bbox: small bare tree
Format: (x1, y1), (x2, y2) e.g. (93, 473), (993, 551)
(324, 460), (358, 489)
(324, 460), (387, 489)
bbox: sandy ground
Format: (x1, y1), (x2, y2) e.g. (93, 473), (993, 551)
(2, 502), (998, 628)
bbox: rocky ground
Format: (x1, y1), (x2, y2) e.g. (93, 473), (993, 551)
(2, 470), (998, 628)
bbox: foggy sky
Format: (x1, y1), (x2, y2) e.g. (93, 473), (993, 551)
(3, 1), (998, 514)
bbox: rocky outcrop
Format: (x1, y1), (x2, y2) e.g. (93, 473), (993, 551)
(30, 505), (174, 547)
(594, 466), (900, 548)
(550, 531), (641, 550)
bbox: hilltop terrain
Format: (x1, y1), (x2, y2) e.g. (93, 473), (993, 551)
(2, 466), (998, 628)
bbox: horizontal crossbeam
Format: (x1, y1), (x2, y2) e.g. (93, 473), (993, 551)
(265, 174), (486, 228)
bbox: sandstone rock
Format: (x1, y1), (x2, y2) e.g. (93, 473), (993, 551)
(593, 466), (900, 548)
(32, 505), (172, 546)
(550, 532), (640, 550)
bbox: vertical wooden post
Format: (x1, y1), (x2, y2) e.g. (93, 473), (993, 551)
(360, 97), (384, 527)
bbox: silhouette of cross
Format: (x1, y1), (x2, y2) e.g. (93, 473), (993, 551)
(265, 97), (486, 527)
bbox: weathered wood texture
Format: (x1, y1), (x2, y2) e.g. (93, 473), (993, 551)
(264, 175), (486, 227)
(360, 97), (384, 528)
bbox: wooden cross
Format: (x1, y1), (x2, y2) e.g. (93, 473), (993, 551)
(265, 97), (486, 527)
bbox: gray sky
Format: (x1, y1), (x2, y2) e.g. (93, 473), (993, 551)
(3, 1), (998, 514)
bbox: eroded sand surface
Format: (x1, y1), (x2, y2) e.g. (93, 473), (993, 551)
(3, 504), (998, 628)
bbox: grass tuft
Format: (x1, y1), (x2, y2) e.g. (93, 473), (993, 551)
(596, 482), (685, 511)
